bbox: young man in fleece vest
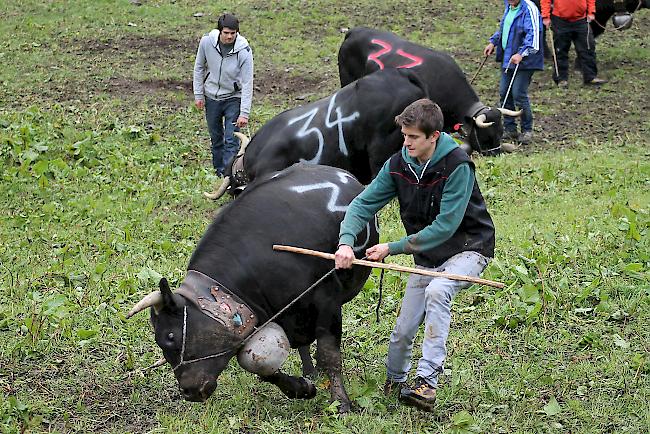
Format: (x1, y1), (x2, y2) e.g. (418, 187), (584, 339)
(335, 98), (495, 412)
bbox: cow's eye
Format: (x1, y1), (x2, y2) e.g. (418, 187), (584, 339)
(167, 332), (174, 341)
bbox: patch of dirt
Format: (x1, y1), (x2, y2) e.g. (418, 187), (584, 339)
(2, 351), (184, 433)
(105, 77), (192, 100)
(71, 35), (196, 62)
(254, 66), (334, 103)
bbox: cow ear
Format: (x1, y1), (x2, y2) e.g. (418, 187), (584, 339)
(159, 278), (177, 311)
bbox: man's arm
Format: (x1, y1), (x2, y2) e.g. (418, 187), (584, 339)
(237, 47), (254, 126)
(193, 39), (207, 109)
(541, 0), (552, 27)
(338, 160), (396, 248)
(335, 160), (396, 269)
(388, 163), (474, 256)
(587, 0), (596, 21)
(515, 4), (541, 62)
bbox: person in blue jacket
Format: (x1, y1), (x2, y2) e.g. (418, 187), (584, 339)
(484, 0), (543, 145)
(335, 99), (495, 412)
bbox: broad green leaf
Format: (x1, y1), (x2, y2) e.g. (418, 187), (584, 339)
(76, 329), (97, 340)
(451, 410), (474, 426)
(43, 294), (68, 315)
(543, 397), (561, 416)
(517, 284), (540, 304)
(612, 334), (630, 349)
(623, 263), (643, 272)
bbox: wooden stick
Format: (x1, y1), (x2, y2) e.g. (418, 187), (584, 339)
(469, 54), (489, 85)
(273, 245), (505, 289)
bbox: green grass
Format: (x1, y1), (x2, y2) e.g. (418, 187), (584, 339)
(1, 0), (649, 432)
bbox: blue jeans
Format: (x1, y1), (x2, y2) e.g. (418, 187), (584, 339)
(386, 251), (490, 387)
(499, 68), (535, 133)
(205, 97), (241, 175)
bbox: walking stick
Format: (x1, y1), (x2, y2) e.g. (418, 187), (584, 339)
(548, 25), (559, 77)
(469, 54), (489, 85)
(500, 62), (520, 110)
(273, 245), (505, 289)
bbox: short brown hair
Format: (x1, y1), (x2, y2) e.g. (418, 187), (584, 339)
(395, 99), (444, 137)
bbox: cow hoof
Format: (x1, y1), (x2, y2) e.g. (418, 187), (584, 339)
(338, 400), (352, 414)
(298, 377), (317, 399)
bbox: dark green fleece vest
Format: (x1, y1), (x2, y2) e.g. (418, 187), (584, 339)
(388, 147), (495, 267)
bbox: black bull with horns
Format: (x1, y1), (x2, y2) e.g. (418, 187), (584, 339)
(337, 27), (522, 156)
(591, 0), (649, 36)
(129, 164), (379, 412)
(205, 68), (428, 200)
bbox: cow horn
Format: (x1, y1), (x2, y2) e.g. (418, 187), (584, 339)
(144, 357), (167, 371)
(203, 176), (231, 200)
(497, 107), (522, 117)
(473, 114), (494, 128)
(127, 290), (162, 318)
(233, 132), (251, 156)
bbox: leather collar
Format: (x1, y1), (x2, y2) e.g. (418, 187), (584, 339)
(175, 270), (258, 338)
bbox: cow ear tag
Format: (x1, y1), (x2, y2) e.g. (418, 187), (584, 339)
(232, 312), (243, 327)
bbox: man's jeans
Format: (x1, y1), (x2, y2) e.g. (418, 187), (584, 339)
(386, 251), (490, 387)
(551, 16), (598, 83)
(499, 68), (535, 133)
(205, 97), (241, 175)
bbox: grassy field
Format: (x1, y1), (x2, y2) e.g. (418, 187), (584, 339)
(1, 0), (648, 432)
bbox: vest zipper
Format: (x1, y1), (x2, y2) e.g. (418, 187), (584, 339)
(407, 159), (431, 184)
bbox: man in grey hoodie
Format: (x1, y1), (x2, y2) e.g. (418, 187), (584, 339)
(193, 13), (254, 176)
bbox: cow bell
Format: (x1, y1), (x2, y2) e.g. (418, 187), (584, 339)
(612, 13), (633, 31)
(236, 322), (290, 376)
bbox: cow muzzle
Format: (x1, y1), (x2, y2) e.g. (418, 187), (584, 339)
(179, 376), (217, 402)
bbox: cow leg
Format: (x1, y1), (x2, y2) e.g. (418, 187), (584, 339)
(298, 345), (316, 378)
(316, 333), (351, 413)
(259, 371), (316, 400)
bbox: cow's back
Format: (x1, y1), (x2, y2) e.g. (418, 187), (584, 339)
(189, 164), (379, 346)
(242, 68), (428, 184)
(338, 27), (480, 129)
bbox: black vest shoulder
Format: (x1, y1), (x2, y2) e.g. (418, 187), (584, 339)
(388, 148), (495, 267)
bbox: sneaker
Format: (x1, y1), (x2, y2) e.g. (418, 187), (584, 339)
(557, 80), (568, 89)
(398, 377), (436, 412)
(584, 77), (607, 86)
(518, 130), (533, 145)
(503, 129), (518, 141)
(383, 379), (407, 396)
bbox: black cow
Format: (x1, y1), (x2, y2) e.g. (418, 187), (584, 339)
(338, 27), (521, 156)
(535, 0), (648, 67)
(206, 68), (427, 200)
(592, 0), (649, 37)
(129, 163), (379, 412)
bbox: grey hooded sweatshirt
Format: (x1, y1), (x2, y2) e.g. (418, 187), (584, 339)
(193, 29), (254, 118)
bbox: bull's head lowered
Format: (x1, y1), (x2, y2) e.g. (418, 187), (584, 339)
(464, 106), (521, 155)
(127, 274), (256, 402)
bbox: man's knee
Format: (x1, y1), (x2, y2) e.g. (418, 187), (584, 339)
(424, 282), (452, 305)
